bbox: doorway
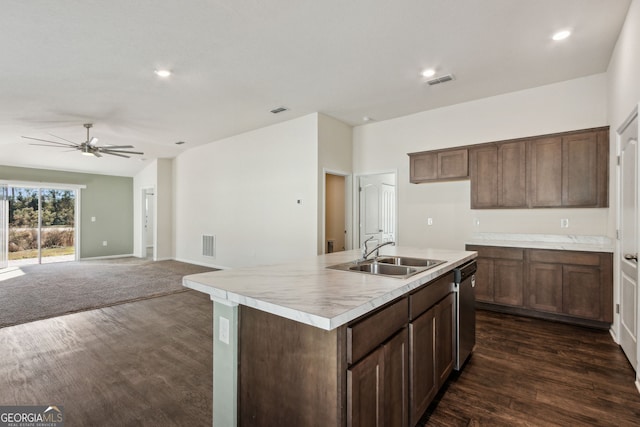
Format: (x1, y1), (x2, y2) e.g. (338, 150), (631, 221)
(142, 188), (156, 259)
(618, 106), (639, 374)
(6, 186), (77, 266)
(358, 172), (397, 249)
(325, 174), (346, 253)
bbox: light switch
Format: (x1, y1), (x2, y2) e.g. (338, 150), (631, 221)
(427, 217), (433, 226)
(91, 216), (96, 222)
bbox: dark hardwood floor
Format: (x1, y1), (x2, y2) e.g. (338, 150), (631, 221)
(1, 292), (639, 426)
(421, 310), (640, 427)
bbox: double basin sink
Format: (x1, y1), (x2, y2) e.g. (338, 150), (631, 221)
(327, 256), (445, 279)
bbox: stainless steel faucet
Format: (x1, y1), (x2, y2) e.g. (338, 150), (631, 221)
(363, 240), (395, 260)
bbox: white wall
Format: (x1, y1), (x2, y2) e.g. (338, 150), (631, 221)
(318, 113), (353, 253)
(353, 73), (610, 251)
(156, 158), (174, 260)
(174, 114), (318, 268)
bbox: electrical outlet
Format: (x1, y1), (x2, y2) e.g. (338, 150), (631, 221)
(102, 241), (108, 246)
(427, 217), (433, 226)
(560, 218), (569, 228)
(219, 316), (230, 344)
(473, 218), (480, 227)
(91, 216), (96, 222)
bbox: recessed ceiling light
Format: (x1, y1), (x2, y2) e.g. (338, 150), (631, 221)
(421, 69), (436, 78)
(154, 69), (172, 78)
(363, 116), (374, 122)
(552, 30), (571, 41)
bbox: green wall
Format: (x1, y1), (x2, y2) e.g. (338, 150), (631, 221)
(0, 165), (133, 258)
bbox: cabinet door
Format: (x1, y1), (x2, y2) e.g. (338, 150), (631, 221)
(409, 307), (436, 426)
(493, 259), (524, 306)
(562, 265), (602, 320)
(562, 131), (608, 207)
(384, 328), (409, 427)
(438, 149), (468, 180)
(470, 145), (498, 208)
(473, 258), (494, 302)
(410, 152), (438, 182)
(498, 141), (527, 207)
(528, 137), (562, 207)
(435, 293), (455, 387)
(527, 262), (563, 313)
(347, 346), (384, 427)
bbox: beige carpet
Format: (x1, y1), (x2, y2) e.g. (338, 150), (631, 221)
(0, 258), (216, 328)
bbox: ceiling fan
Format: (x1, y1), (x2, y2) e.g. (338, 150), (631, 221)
(22, 123), (144, 158)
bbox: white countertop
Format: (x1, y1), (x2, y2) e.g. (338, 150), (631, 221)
(183, 247), (476, 331)
(466, 233), (614, 253)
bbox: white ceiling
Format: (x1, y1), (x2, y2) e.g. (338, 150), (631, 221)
(0, 0), (631, 177)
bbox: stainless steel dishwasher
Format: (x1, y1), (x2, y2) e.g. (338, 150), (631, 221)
(453, 260), (477, 371)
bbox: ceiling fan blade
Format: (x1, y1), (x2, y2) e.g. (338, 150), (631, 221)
(102, 151), (130, 158)
(49, 133), (80, 145)
(22, 136), (79, 147)
(102, 149), (144, 155)
(101, 145), (134, 149)
(88, 137), (99, 146)
(28, 143), (75, 148)
(93, 151), (102, 158)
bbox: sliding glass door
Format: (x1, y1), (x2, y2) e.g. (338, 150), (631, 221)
(0, 184), (7, 269)
(7, 186), (76, 266)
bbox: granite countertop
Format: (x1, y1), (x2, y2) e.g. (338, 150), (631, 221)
(183, 246), (476, 331)
(466, 233), (614, 253)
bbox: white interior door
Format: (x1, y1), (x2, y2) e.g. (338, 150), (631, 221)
(359, 174), (396, 249)
(0, 184), (7, 269)
(619, 107), (639, 372)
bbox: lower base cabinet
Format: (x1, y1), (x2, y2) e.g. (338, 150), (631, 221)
(409, 293), (454, 425)
(347, 328), (409, 427)
(467, 245), (613, 328)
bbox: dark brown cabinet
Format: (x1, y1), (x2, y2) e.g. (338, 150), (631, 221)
(409, 148), (468, 183)
(470, 141), (527, 209)
(348, 328), (409, 427)
(528, 129), (609, 208)
(408, 273), (454, 426)
(467, 126), (609, 209)
(467, 244), (613, 328)
(528, 249), (612, 323)
(466, 245), (524, 306)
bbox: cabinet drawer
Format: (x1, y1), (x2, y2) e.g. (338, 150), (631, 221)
(409, 272), (454, 319)
(466, 245), (524, 260)
(529, 249), (601, 266)
(347, 297), (408, 364)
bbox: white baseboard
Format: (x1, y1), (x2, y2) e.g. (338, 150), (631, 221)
(636, 378), (640, 395)
(174, 257), (229, 270)
(79, 253), (135, 260)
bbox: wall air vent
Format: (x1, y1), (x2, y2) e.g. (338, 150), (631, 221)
(202, 235), (216, 257)
(270, 106), (289, 114)
(426, 74), (455, 86)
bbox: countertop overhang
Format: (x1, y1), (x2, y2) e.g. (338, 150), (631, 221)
(183, 247), (476, 331)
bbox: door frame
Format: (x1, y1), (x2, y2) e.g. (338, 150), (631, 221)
(354, 170), (399, 250)
(139, 187), (156, 260)
(615, 104), (640, 392)
(321, 169), (352, 254)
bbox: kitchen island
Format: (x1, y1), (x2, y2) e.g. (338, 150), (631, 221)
(183, 246), (476, 427)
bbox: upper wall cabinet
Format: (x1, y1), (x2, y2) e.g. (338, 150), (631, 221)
(409, 148), (468, 183)
(470, 141), (527, 209)
(528, 128), (609, 208)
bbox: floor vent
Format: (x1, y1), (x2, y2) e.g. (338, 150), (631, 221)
(202, 235), (216, 257)
(426, 73), (455, 86)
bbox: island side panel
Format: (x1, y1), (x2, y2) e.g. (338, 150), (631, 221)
(238, 305), (347, 427)
(213, 301), (238, 427)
